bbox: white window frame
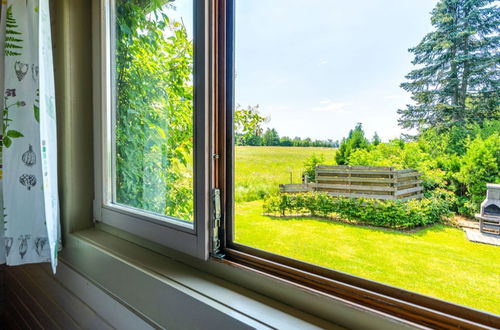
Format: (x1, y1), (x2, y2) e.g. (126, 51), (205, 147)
(93, 0), (211, 259)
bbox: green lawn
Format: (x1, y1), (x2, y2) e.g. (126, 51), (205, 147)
(235, 146), (336, 202)
(234, 146), (500, 315)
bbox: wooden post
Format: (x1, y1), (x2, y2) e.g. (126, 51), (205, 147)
(348, 165), (351, 194)
(392, 168), (397, 199)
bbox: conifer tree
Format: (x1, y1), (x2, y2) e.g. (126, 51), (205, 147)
(372, 132), (381, 146)
(335, 123), (370, 165)
(398, 0), (499, 130)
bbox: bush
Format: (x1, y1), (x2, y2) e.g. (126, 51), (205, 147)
(263, 191), (455, 229)
(457, 133), (500, 215)
(345, 121), (500, 217)
(335, 123), (370, 165)
(302, 154), (324, 182)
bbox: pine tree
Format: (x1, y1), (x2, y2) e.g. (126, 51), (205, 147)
(398, 0), (499, 131)
(335, 123), (370, 165)
(372, 132), (381, 146)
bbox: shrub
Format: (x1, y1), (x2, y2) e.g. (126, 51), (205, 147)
(263, 191), (455, 229)
(457, 133), (500, 215)
(302, 153), (324, 182)
(345, 121), (500, 217)
(335, 123), (370, 165)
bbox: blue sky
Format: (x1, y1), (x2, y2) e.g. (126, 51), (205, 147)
(234, 0), (438, 141)
(171, 0), (438, 141)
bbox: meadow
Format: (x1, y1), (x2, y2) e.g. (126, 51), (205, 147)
(235, 146), (336, 202)
(234, 146), (500, 314)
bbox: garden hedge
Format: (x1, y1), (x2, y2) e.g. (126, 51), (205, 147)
(263, 189), (456, 229)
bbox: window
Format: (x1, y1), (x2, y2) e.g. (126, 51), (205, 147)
(219, 0), (498, 327)
(94, 0), (210, 258)
(95, 0), (499, 327)
(113, 0), (195, 223)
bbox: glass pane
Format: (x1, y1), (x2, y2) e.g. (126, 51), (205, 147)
(233, 0), (500, 314)
(113, 0), (194, 222)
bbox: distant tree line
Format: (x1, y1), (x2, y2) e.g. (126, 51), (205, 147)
(234, 105), (339, 147)
(236, 128), (339, 147)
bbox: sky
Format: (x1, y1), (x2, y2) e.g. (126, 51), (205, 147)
(234, 0), (438, 142)
(170, 0), (438, 142)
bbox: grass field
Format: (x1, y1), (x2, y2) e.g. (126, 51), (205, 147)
(234, 146), (500, 314)
(235, 146), (336, 202)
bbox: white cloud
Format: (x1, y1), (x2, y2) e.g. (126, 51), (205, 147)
(318, 58), (329, 66)
(310, 101), (347, 113)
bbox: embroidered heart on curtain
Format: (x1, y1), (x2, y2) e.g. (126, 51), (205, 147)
(0, 0), (60, 273)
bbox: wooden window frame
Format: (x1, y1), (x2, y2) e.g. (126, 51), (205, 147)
(213, 0), (500, 328)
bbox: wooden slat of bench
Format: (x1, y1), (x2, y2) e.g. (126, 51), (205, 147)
(317, 176), (395, 184)
(396, 172), (423, 178)
(395, 186), (424, 196)
(316, 169), (395, 175)
(314, 183), (395, 192)
(396, 176), (422, 182)
(327, 192), (396, 200)
(395, 180), (422, 187)
(395, 169), (417, 174)
(316, 165), (394, 170)
(400, 194), (424, 201)
(280, 184), (312, 193)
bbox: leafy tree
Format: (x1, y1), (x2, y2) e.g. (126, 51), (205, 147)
(372, 132), (381, 146)
(335, 123), (370, 165)
(244, 134), (263, 146)
(291, 137), (300, 146)
(302, 138), (312, 147)
(398, 0), (500, 130)
(234, 105), (267, 146)
(115, 0), (194, 220)
(262, 128), (280, 146)
(457, 133), (500, 214)
(279, 136), (293, 146)
(345, 119), (500, 216)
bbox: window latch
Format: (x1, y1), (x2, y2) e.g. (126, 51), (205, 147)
(211, 188), (225, 258)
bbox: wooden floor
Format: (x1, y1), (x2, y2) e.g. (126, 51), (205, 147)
(0, 262), (153, 329)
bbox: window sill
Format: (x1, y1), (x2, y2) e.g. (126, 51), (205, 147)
(61, 228), (421, 329)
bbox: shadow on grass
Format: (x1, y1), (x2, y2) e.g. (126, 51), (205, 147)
(262, 213), (452, 237)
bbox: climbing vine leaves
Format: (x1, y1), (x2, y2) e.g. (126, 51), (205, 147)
(115, 1), (194, 221)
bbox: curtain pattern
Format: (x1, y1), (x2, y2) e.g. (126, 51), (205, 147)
(0, 0), (60, 272)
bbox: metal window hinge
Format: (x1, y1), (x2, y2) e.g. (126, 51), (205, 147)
(211, 188), (225, 259)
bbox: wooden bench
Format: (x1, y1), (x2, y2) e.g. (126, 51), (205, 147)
(280, 165), (423, 201)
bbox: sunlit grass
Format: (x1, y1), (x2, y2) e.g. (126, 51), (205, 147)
(235, 200), (500, 314)
(233, 146), (499, 314)
(235, 146), (336, 202)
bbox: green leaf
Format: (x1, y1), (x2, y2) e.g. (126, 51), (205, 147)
(7, 130), (24, 138)
(34, 105), (40, 122)
(4, 6), (22, 57)
(3, 136), (12, 148)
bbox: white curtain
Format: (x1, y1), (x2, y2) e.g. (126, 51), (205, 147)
(0, 0), (60, 273)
